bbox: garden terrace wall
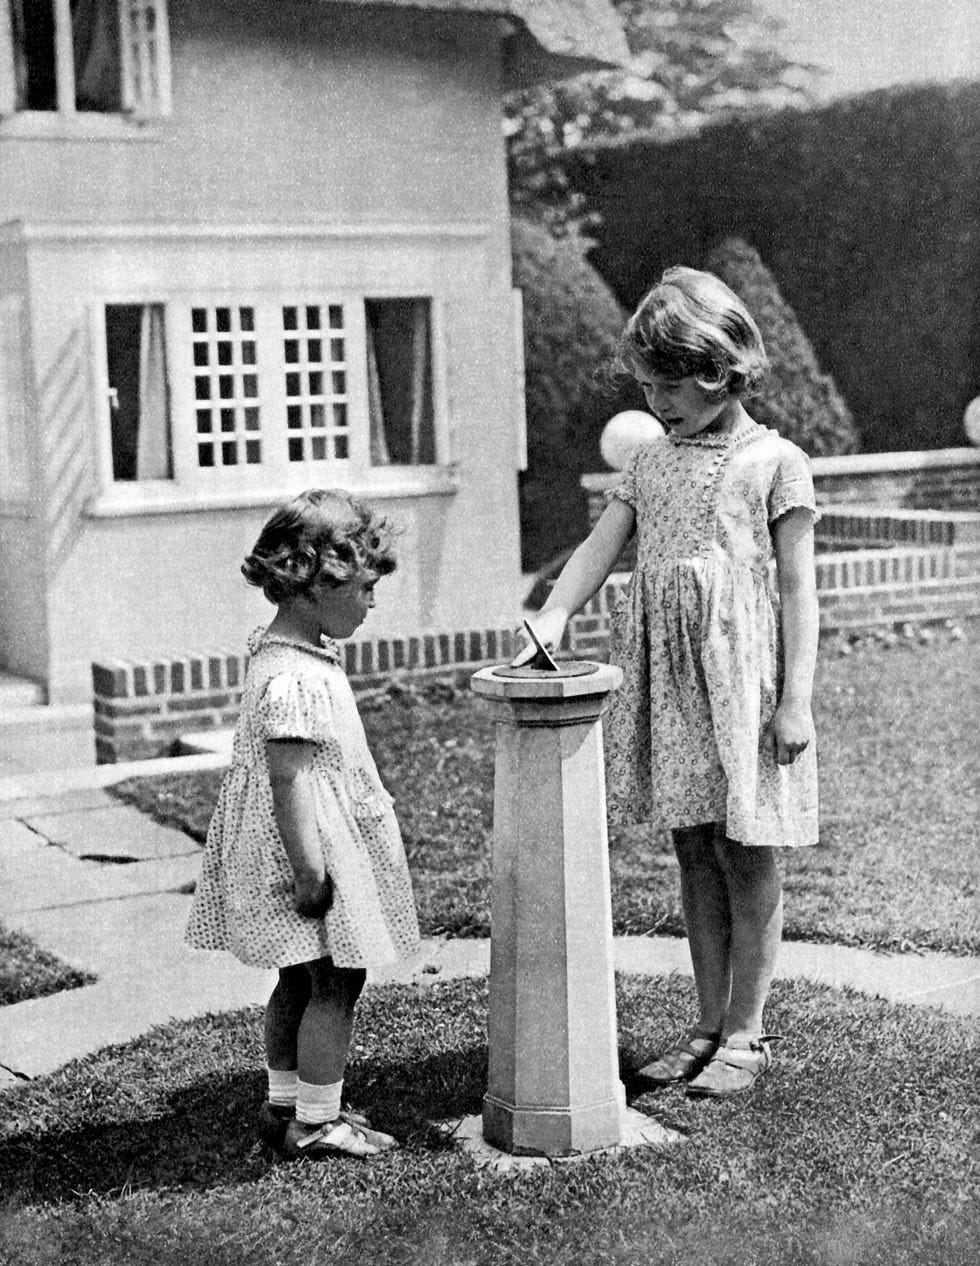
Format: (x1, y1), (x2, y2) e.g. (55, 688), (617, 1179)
(583, 449), (980, 531)
(92, 626), (518, 763)
(569, 448), (980, 646)
(564, 539), (980, 657)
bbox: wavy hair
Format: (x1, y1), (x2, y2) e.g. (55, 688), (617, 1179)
(613, 265), (768, 400)
(242, 489), (398, 605)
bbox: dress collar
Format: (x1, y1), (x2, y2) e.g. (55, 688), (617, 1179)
(667, 411), (757, 449)
(248, 625), (342, 664)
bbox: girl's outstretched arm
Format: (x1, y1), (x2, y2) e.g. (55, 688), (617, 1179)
(516, 498), (636, 662)
(267, 738), (331, 914)
(771, 506), (819, 764)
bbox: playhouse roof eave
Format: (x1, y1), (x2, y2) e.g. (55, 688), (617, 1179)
(316, 0), (631, 86)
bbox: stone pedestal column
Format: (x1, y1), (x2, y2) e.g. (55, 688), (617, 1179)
(470, 661), (624, 1157)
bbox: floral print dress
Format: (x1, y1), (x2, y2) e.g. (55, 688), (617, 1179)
(605, 413), (819, 849)
(185, 629), (421, 969)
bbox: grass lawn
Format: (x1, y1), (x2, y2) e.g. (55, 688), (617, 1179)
(109, 631), (980, 955)
(0, 921), (95, 1006)
(0, 975), (976, 1266)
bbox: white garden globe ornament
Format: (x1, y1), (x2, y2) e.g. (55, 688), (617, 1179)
(964, 396), (980, 446)
(600, 410), (666, 471)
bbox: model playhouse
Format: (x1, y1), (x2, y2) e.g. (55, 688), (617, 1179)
(0, 0), (627, 762)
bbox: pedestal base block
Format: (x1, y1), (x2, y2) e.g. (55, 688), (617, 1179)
(483, 1085), (625, 1157)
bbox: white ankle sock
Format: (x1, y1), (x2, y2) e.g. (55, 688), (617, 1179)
(296, 1079), (343, 1126)
(267, 1067), (297, 1109)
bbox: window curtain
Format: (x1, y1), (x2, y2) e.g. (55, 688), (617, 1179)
(367, 301), (432, 465)
(366, 319), (391, 466)
(9, 0), (29, 108)
(72, 0), (120, 111)
(407, 301), (428, 465)
(136, 304), (171, 479)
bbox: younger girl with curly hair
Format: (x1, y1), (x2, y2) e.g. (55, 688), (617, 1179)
(186, 489), (420, 1158)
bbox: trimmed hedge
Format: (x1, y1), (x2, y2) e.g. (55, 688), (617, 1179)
(704, 237), (860, 456)
(511, 217), (634, 570)
(564, 81), (980, 453)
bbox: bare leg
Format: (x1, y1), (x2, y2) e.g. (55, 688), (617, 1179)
(265, 963), (312, 1070)
(297, 959), (367, 1085)
(713, 831), (783, 1043)
(672, 823), (732, 1035)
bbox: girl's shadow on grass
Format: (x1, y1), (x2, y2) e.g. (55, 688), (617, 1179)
(0, 1045), (488, 1204)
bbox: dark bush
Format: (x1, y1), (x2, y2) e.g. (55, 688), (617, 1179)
(511, 217), (635, 571)
(704, 237), (860, 455)
(564, 82), (980, 452)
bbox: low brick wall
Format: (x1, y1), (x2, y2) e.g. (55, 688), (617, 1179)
(582, 448), (980, 531)
(564, 542), (980, 655)
(92, 626), (518, 764)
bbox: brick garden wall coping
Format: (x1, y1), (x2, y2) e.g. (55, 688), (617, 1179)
(92, 627), (518, 764)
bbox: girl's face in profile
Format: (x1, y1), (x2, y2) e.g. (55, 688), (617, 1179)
(308, 574), (377, 639)
(630, 361), (735, 439)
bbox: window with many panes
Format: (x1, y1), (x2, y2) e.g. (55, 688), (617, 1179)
(99, 296), (441, 494)
(0, 0), (171, 117)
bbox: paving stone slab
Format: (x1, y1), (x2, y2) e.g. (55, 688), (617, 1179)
(23, 805), (199, 862)
(0, 786), (120, 821)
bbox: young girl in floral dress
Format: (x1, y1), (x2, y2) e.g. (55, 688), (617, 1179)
(520, 266), (820, 1097)
(186, 489), (420, 1156)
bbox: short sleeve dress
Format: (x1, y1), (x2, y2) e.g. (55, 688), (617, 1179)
(604, 412), (819, 849)
(185, 628), (421, 969)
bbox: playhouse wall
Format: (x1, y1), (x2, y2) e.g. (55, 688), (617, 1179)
(0, 0), (524, 704)
(0, 240), (47, 685)
(0, 0), (510, 233)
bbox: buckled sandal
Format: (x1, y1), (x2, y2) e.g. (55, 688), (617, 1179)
(282, 1117), (393, 1160)
(685, 1036), (776, 1098)
(260, 1103), (396, 1153)
(634, 1030), (721, 1087)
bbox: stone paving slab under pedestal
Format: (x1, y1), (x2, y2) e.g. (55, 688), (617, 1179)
(442, 1108), (682, 1173)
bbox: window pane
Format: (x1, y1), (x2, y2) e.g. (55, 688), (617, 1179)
(192, 304), (265, 469)
(105, 304), (173, 481)
(365, 298), (435, 466)
(11, 1), (58, 110)
(74, 0), (123, 113)
(280, 303), (350, 464)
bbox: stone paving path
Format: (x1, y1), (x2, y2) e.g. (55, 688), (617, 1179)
(2, 767), (978, 1089)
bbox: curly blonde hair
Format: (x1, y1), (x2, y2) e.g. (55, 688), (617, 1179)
(613, 265), (768, 401)
(242, 489), (398, 605)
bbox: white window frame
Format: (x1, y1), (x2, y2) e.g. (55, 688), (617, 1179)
(89, 290), (457, 516)
(0, 0), (171, 127)
(0, 293), (30, 508)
